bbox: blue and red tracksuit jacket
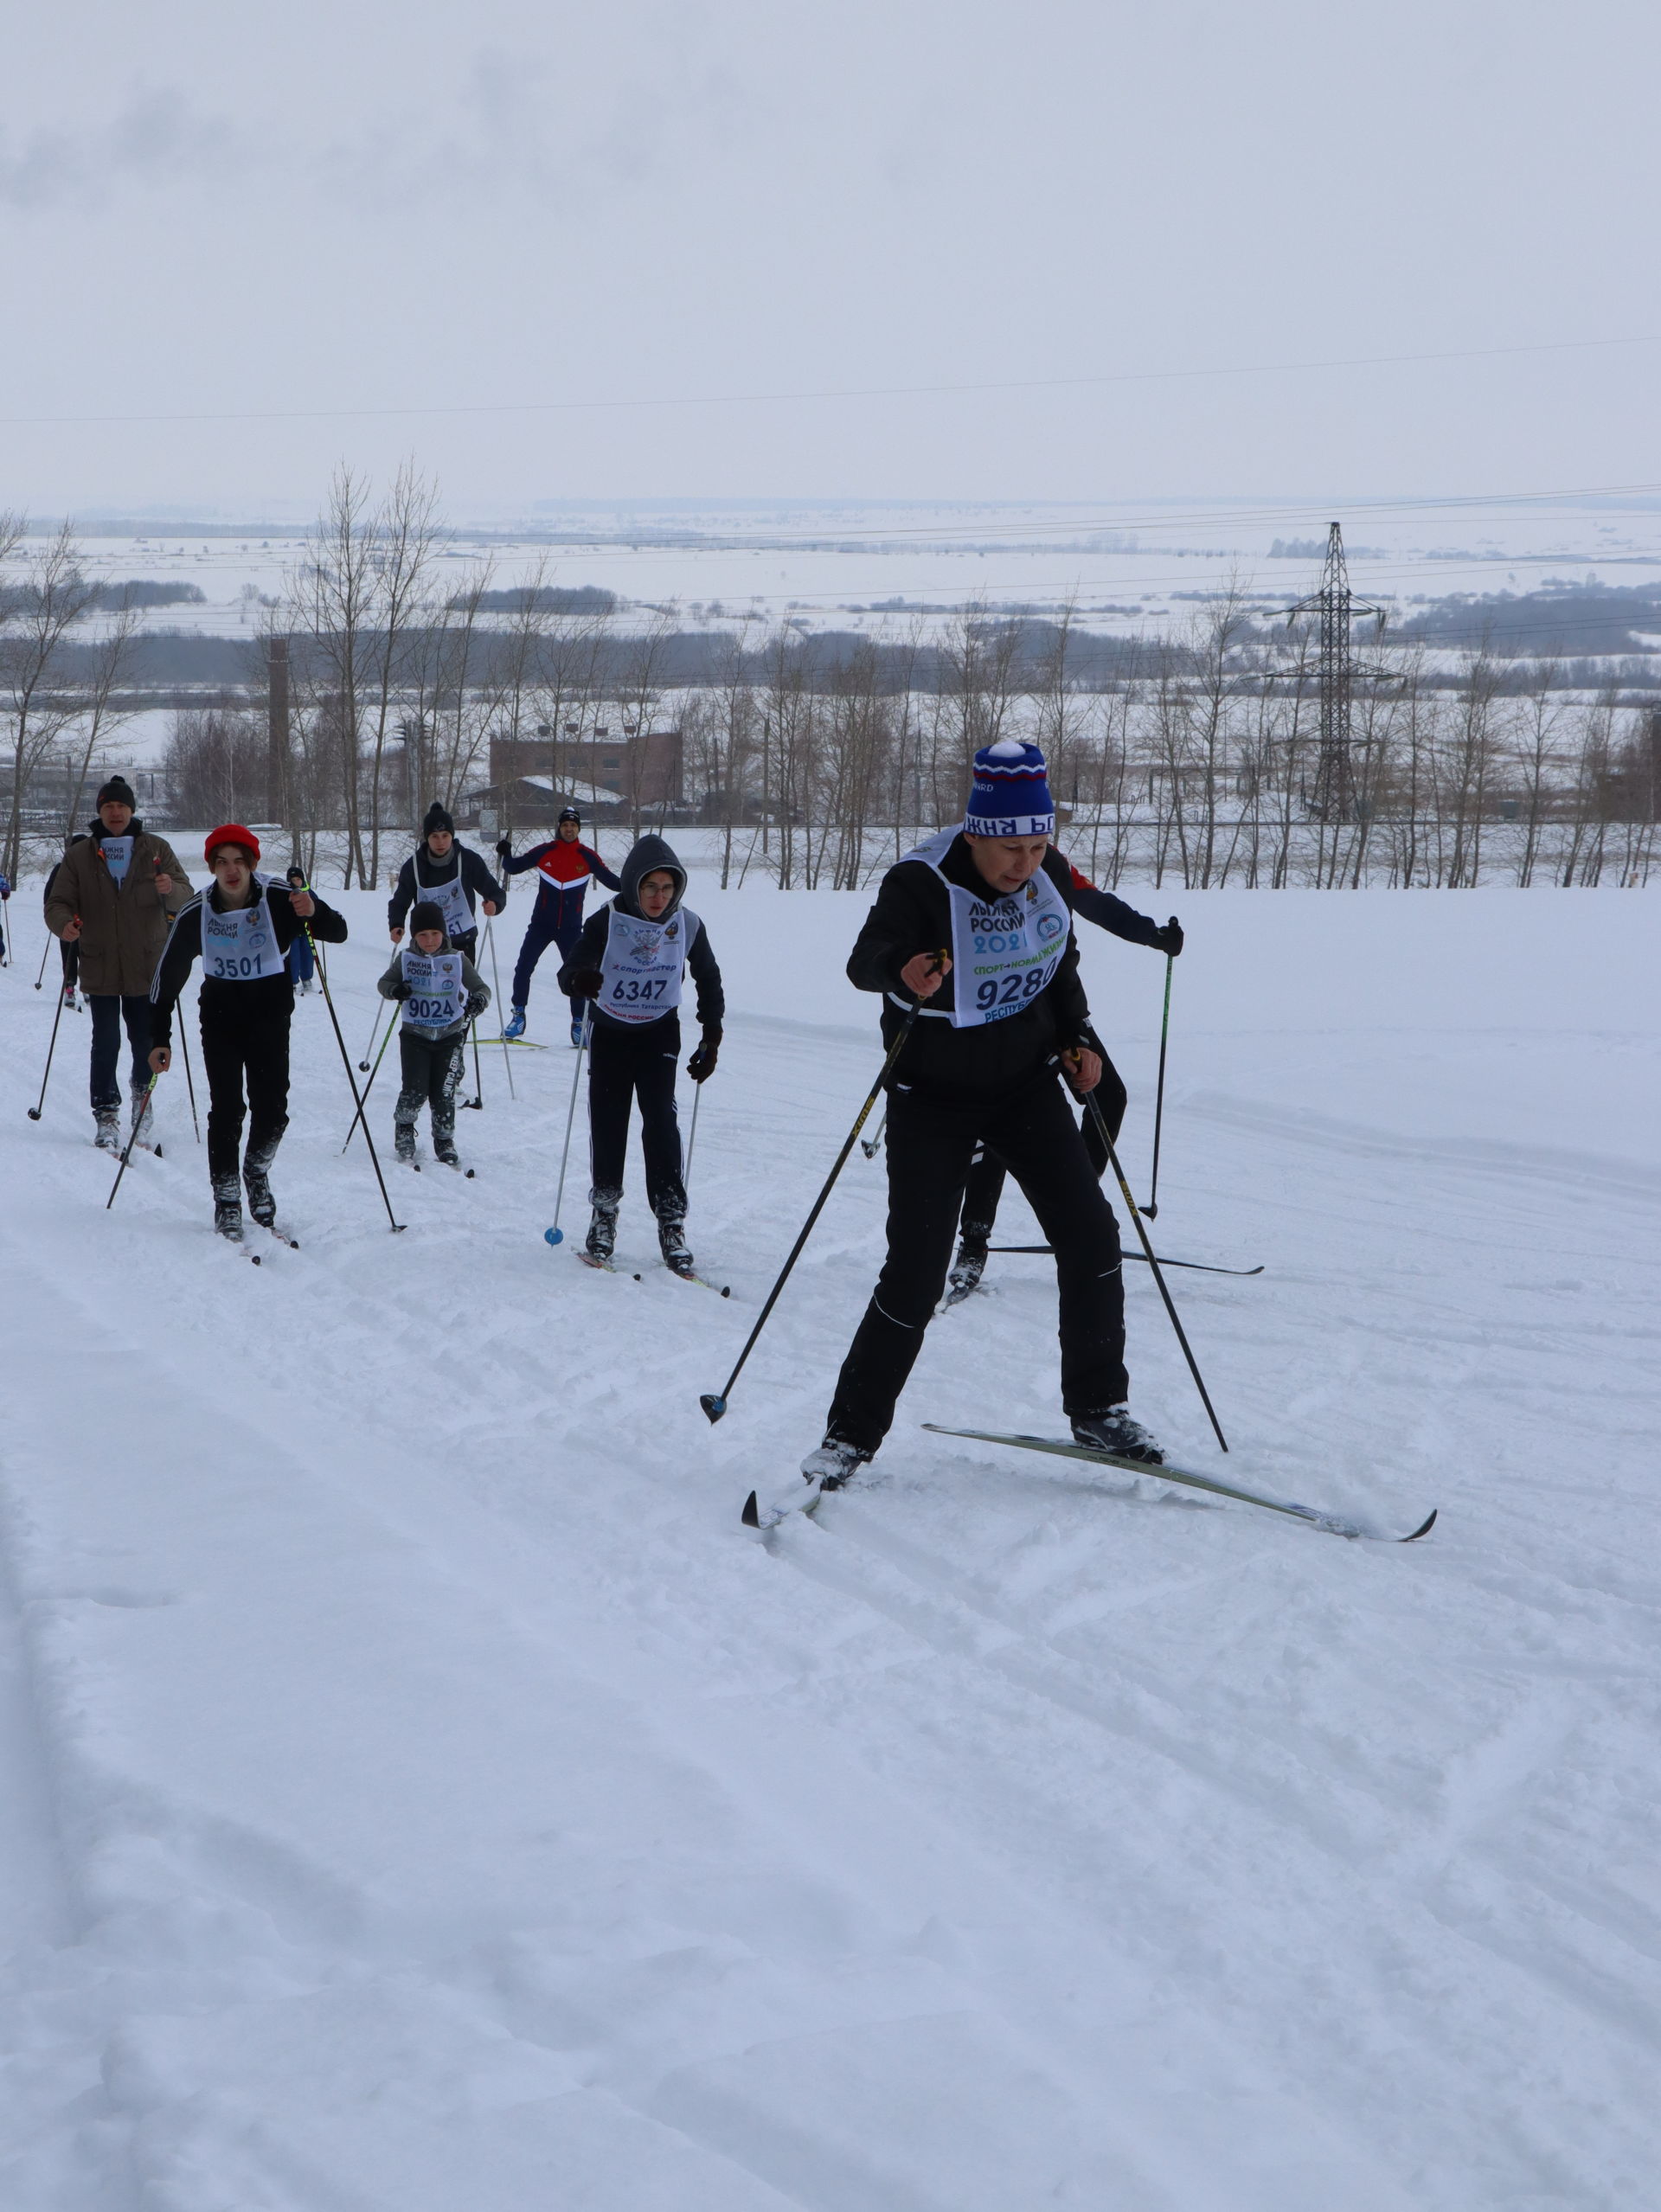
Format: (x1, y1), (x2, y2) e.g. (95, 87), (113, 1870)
(503, 838), (622, 927)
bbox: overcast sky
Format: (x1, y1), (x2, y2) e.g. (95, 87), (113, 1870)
(3, 0), (1658, 518)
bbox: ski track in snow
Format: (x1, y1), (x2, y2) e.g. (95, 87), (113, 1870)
(0, 885), (1657, 2209)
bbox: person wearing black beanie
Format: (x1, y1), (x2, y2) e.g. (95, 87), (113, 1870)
(386, 802), (503, 965)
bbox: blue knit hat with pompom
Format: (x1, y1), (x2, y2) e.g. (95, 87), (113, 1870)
(964, 738), (1055, 838)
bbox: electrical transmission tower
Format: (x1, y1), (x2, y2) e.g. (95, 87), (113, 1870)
(1282, 522), (1389, 821)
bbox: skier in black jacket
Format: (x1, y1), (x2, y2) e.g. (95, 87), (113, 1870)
(557, 831), (723, 1276)
(947, 856), (1183, 1300)
(149, 826), (348, 1241)
(794, 738), (1164, 1504)
(386, 804), (503, 965)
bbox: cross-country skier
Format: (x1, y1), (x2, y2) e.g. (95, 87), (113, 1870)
(377, 900), (491, 1167)
(556, 832), (722, 1275)
(497, 807), (622, 1044)
(795, 736), (1164, 1502)
(43, 778), (193, 1152)
(387, 804), (503, 966)
(947, 862), (1182, 1301)
(0, 869), (10, 964)
(147, 827), (348, 1241)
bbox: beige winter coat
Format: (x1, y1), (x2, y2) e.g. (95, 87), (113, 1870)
(43, 823), (194, 997)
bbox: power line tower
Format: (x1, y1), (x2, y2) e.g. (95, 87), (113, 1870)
(1282, 522), (1388, 821)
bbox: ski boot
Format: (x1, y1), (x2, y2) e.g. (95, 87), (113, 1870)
(93, 1106), (121, 1154)
(946, 1226), (990, 1306)
(129, 1093), (159, 1154)
(800, 1436), (873, 1493)
(570, 1016), (586, 1048)
(657, 1211), (695, 1279)
(1070, 1405), (1164, 1465)
(584, 1189), (620, 1265)
(394, 1121), (417, 1164)
(63, 984), (80, 1012)
(503, 1006), (527, 1041)
(212, 1172), (244, 1242)
(433, 1131), (461, 1169)
(242, 1144), (279, 1228)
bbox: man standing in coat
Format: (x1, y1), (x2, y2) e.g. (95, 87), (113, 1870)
(43, 776), (193, 1152)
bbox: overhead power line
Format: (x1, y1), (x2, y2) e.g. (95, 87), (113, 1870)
(3, 331), (1660, 431)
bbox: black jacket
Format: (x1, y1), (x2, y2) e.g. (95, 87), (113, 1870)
(849, 837), (1092, 1100)
(149, 878), (348, 1048)
(387, 840), (505, 932)
(557, 832), (724, 1038)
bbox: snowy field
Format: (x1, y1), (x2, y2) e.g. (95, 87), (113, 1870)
(1, 880), (1658, 2209)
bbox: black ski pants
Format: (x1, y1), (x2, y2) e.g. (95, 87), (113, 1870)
(587, 1014), (685, 1220)
(394, 1027), (465, 1137)
(201, 995), (291, 1184)
(959, 1050), (1126, 1241)
(88, 994), (151, 1110)
(826, 1069), (1127, 1458)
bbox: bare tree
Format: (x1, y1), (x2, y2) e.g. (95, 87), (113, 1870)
(2, 521), (100, 881)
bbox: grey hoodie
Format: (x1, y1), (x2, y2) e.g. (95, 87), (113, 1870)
(557, 833), (724, 1036)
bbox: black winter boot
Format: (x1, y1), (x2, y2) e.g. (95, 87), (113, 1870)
(93, 1107), (121, 1154)
(946, 1223), (991, 1306)
(1071, 1405), (1164, 1465)
(243, 1139), (279, 1227)
(394, 1121), (417, 1164)
(212, 1171), (244, 1242)
(657, 1211), (694, 1278)
(585, 1189), (620, 1263)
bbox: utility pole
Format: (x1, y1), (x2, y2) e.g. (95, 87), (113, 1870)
(266, 635), (291, 832)
(1282, 523), (1388, 821)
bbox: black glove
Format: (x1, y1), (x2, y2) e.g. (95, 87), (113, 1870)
(388, 980), (414, 1002)
(1151, 916), (1183, 958)
(687, 1032), (721, 1083)
(565, 967), (604, 1000)
(465, 991), (490, 1021)
(494, 838), (513, 861)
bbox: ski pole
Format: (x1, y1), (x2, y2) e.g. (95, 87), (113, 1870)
(701, 954), (946, 1424)
(33, 934), (52, 990)
(343, 1005), (400, 1151)
(463, 1016), (484, 1110)
(176, 1018), (201, 1144)
(27, 972), (69, 1119)
(484, 918), (515, 1100)
(1145, 949), (1175, 1220)
(1077, 1073), (1228, 1452)
(291, 882), (403, 1232)
(357, 995), (388, 1071)
(684, 1079), (702, 1188)
(105, 1071), (160, 1209)
(543, 1003), (593, 1244)
(861, 1106), (887, 1161)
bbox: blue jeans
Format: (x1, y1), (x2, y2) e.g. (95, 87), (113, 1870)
(88, 995), (152, 1110)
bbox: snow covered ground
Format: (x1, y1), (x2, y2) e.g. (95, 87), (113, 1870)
(0, 880), (1657, 2209)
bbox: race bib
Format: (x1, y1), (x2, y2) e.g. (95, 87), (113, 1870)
(202, 886), (287, 982)
(401, 949), (465, 1029)
(416, 865), (471, 939)
(599, 908), (691, 1024)
(905, 830), (1071, 1028)
(100, 836), (134, 885)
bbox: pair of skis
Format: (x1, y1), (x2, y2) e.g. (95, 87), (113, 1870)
(742, 1423), (1436, 1544)
(574, 1247), (731, 1295)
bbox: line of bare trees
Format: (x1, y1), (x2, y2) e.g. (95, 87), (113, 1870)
(1, 514), (140, 880)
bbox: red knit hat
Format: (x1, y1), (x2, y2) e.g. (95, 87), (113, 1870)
(204, 824), (260, 864)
